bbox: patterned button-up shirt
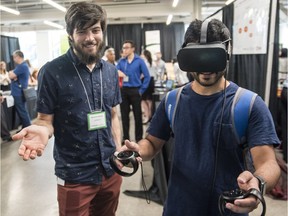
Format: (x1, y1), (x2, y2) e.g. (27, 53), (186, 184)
(37, 48), (121, 184)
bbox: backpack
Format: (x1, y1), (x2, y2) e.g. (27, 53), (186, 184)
(164, 84), (258, 170)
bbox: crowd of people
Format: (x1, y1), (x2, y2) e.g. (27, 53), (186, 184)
(1, 1), (286, 216)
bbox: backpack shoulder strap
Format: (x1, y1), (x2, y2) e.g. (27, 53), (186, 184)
(231, 87), (258, 145)
(165, 85), (185, 130)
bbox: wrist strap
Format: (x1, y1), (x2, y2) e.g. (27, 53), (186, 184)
(248, 188), (266, 216)
(218, 188), (266, 216)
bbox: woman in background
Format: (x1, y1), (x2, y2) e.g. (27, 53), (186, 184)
(28, 68), (39, 87)
(0, 61), (11, 91)
(141, 50), (155, 124)
(172, 58), (189, 87)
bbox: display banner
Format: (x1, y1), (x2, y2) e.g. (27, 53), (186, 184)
(145, 30), (161, 55)
(233, 0), (270, 54)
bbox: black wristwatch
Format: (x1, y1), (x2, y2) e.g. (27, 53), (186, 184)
(254, 175), (266, 195)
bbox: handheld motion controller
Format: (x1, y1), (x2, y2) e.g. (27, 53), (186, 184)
(109, 150), (139, 177)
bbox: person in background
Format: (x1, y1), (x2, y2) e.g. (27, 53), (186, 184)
(123, 50), (161, 203)
(103, 46), (124, 87)
(276, 48), (287, 163)
(120, 19), (280, 215)
(116, 40), (150, 143)
(140, 50), (155, 124)
(13, 2), (122, 216)
(104, 47), (117, 65)
(24, 59), (38, 87)
(153, 51), (167, 83)
(171, 58), (189, 87)
(25, 59), (35, 74)
(8, 50), (31, 128)
(28, 68), (39, 87)
(0, 61), (11, 91)
(25, 59), (33, 74)
(102, 45), (112, 61)
(278, 48), (287, 81)
(1, 94), (12, 142)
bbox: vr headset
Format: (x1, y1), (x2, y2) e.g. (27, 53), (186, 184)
(177, 19), (230, 72)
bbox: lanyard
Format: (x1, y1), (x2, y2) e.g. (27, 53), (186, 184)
(72, 63), (103, 112)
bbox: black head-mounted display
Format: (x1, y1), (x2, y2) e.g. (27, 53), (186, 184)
(177, 19), (230, 72)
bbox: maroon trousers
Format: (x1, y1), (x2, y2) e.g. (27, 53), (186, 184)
(57, 174), (122, 216)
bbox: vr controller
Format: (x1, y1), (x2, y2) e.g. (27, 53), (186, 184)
(109, 150), (139, 177)
(218, 188), (266, 216)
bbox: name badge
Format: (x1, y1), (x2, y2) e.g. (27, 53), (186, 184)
(123, 76), (129, 82)
(87, 111), (107, 130)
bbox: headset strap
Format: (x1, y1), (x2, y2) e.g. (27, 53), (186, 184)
(200, 19), (211, 44)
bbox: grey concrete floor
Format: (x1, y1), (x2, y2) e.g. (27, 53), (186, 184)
(1, 136), (163, 216)
(1, 110), (287, 216)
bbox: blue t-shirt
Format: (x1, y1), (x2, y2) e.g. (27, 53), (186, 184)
(117, 54), (150, 94)
(147, 82), (280, 216)
(37, 49), (122, 184)
(11, 62), (30, 96)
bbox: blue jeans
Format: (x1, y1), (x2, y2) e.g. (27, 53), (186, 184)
(13, 95), (31, 128)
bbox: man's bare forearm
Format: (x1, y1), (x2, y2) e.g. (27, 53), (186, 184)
(33, 113), (54, 139)
(111, 107), (122, 150)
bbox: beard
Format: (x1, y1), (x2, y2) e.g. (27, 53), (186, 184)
(192, 71), (225, 87)
(71, 39), (105, 65)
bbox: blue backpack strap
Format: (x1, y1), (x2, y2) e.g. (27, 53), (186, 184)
(232, 87), (257, 172)
(231, 87), (257, 145)
(165, 85), (185, 130)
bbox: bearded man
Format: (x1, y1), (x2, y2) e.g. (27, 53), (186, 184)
(13, 2), (122, 216)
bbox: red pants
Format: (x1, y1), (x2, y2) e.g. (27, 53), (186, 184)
(57, 174), (122, 216)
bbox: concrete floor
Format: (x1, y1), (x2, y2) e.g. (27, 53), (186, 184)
(1, 110), (287, 216)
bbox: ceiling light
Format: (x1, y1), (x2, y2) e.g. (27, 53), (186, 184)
(172, 0), (179, 7)
(166, 14), (173, 25)
(43, 0), (67, 12)
(44, 20), (64, 29)
(0, 5), (20, 15)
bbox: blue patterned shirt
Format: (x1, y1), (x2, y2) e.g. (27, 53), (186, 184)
(37, 48), (122, 184)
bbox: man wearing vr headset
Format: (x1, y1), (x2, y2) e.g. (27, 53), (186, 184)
(121, 19), (280, 215)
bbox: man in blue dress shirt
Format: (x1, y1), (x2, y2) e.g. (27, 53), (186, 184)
(117, 40), (150, 142)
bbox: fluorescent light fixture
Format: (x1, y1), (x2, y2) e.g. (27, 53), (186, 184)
(43, 0), (67, 12)
(44, 20), (64, 29)
(172, 0), (179, 7)
(166, 14), (173, 25)
(0, 5), (20, 15)
(225, 0), (235, 5)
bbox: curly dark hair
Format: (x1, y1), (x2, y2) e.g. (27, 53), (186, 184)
(65, 2), (107, 36)
(182, 19), (231, 48)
